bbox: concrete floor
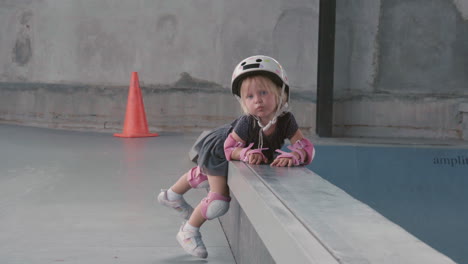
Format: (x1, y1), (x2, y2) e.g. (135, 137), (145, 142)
(0, 124), (236, 264)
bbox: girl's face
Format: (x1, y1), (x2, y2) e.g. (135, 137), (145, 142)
(240, 76), (278, 123)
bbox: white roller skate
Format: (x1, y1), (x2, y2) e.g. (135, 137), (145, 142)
(157, 189), (194, 220)
(176, 222), (208, 258)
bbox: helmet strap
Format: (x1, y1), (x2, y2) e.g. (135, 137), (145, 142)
(253, 83), (289, 149)
(257, 83), (288, 130)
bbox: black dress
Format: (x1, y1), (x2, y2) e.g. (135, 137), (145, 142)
(192, 112), (299, 177)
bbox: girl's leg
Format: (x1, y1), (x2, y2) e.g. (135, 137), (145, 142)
(157, 172), (193, 220)
(170, 172), (192, 195)
(187, 175), (230, 227)
(171, 166), (209, 195)
(176, 175), (230, 258)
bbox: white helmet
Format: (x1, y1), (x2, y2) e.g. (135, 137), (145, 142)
(231, 55), (289, 100)
(231, 55), (291, 140)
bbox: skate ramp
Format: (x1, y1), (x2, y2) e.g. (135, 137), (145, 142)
(308, 144), (468, 264)
(222, 148), (459, 263)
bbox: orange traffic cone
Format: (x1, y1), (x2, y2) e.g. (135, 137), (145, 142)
(114, 72), (159, 138)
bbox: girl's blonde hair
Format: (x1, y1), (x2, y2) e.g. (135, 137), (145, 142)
(239, 75), (288, 115)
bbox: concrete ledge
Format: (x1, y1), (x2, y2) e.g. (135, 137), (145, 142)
(223, 162), (455, 264)
(224, 161), (338, 264)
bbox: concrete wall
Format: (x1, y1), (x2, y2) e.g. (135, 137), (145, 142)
(0, 0), (319, 133)
(1, 0), (468, 140)
(334, 0), (468, 139)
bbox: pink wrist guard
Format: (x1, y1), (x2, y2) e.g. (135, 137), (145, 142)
(224, 133), (245, 161)
(291, 137), (315, 164)
(275, 138), (315, 165)
(275, 149), (301, 165)
(239, 143), (268, 162)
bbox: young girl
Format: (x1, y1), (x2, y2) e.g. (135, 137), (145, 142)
(158, 55), (315, 258)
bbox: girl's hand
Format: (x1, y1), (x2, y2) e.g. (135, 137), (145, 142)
(271, 151), (301, 167)
(247, 152), (268, 165)
(271, 157), (294, 167)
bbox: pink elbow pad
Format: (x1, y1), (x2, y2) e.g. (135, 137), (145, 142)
(224, 133), (245, 161)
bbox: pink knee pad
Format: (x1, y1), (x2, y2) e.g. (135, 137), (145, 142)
(187, 166), (209, 189)
(200, 192), (231, 220)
